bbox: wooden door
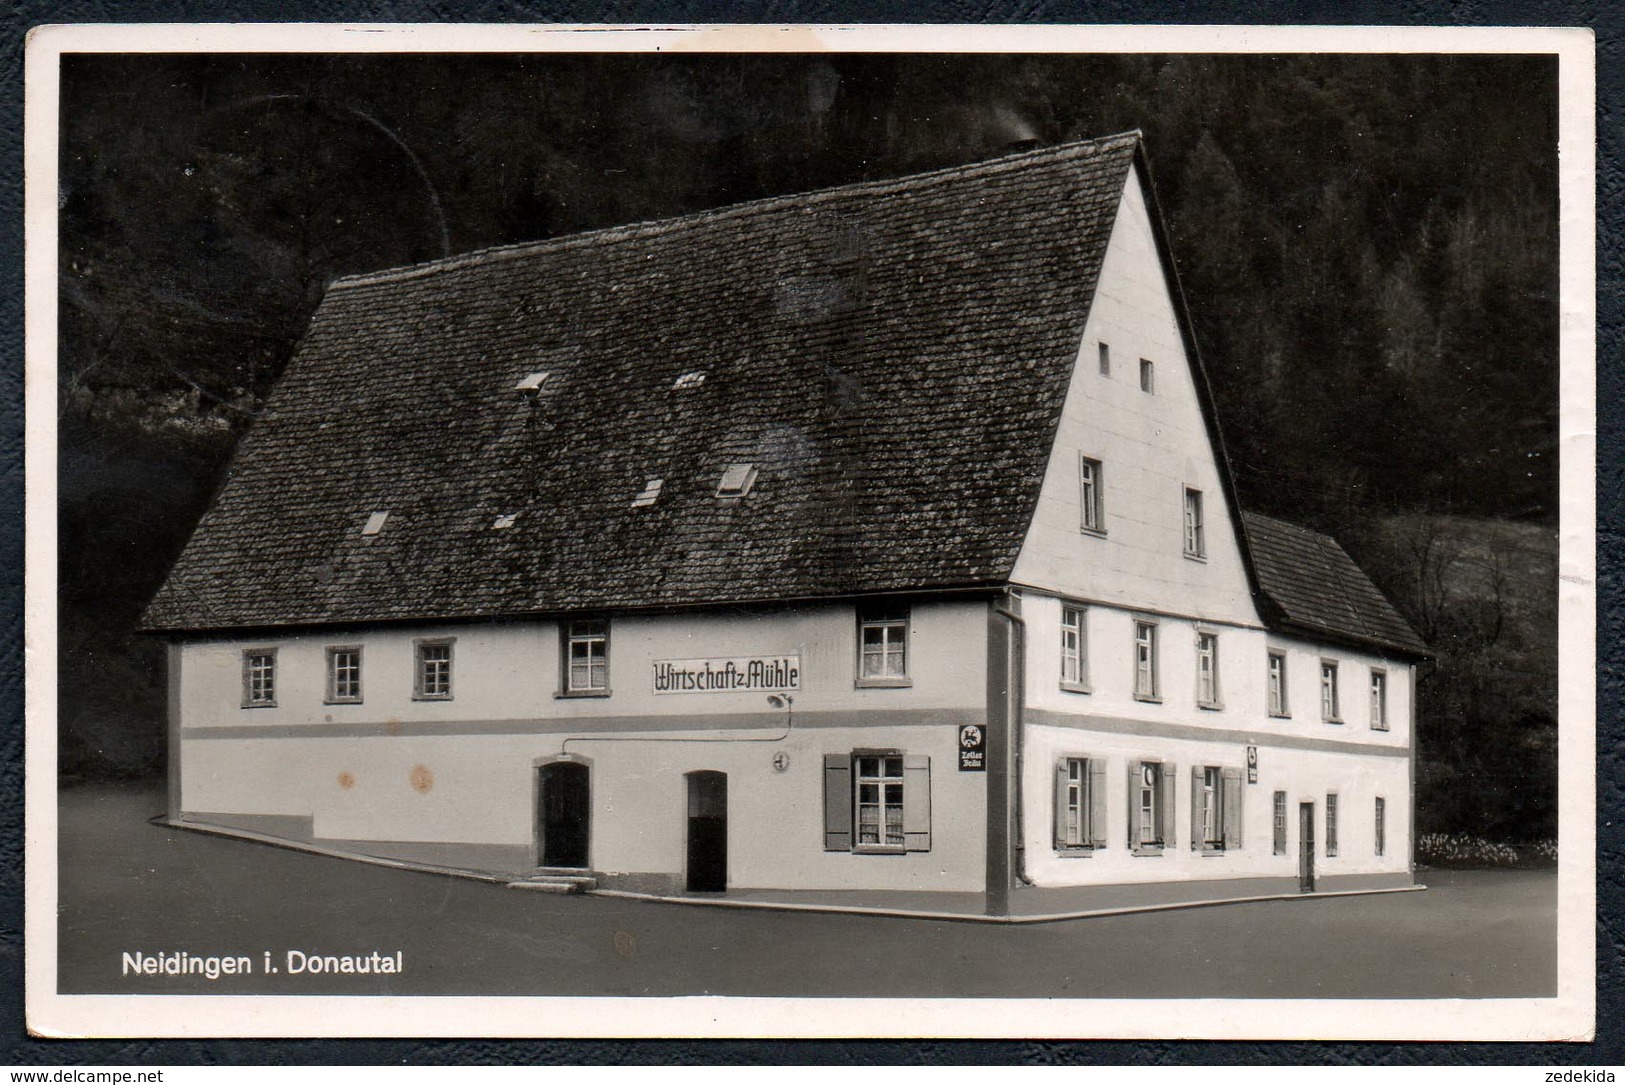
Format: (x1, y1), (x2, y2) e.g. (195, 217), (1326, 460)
(686, 771), (728, 892)
(1298, 801), (1316, 893)
(538, 761), (590, 869)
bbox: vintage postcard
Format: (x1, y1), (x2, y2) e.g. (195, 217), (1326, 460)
(23, 23), (1596, 1040)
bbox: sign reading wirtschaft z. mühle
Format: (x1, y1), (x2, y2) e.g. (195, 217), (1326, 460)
(653, 656), (800, 694)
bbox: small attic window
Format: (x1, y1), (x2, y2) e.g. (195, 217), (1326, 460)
(492, 513), (520, 530)
(716, 464), (758, 499)
(361, 511), (390, 537)
(673, 371), (707, 391)
(515, 371), (550, 394)
(631, 479), (664, 508)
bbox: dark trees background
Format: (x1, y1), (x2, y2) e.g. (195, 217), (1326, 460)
(56, 52), (1560, 840)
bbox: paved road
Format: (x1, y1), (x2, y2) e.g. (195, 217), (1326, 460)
(56, 783), (1556, 998)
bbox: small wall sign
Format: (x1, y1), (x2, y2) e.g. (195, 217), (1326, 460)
(1247, 745), (1259, 784)
(652, 656), (800, 694)
(958, 724), (986, 772)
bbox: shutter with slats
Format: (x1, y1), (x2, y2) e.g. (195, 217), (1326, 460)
(1159, 762), (1178, 850)
(1126, 762), (1139, 848)
(1053, 760), (1070, 850)
(1222, 767), (1243, 849)
(1190, 765), (1204, 850)
(1088, 758), (1108, 848)
(902, 754), (931, 852)
(823, 754), (851, 851)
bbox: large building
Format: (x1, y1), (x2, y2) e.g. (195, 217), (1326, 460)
(142, 131), (1427, 913)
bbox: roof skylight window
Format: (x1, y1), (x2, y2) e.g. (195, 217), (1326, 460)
(631, 479), (664, 508)
(716, 464), (758, 499)
(492, 513), (520, 530)
(673, 371), (707, 391)
(360, 511), (390, 536)
(515, 371), (550, 394)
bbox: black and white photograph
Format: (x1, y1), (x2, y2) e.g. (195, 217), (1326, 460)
(24, 23), (1596, 1040)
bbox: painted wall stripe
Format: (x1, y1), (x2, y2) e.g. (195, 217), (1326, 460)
(1026, 708), (1410, 759)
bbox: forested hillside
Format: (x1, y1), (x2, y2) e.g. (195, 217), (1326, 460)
(56, 53), (1560, 839)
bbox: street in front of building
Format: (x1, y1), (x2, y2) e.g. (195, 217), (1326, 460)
(58, 785), (1555, 999)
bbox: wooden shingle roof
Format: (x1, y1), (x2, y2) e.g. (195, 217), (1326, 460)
(143, 133), (1144, 633)
(1241, 511), (1428, 658)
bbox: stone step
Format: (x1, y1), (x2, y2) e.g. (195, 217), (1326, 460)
(505, 874), (598, 894)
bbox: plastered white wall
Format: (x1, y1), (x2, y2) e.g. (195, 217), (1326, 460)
(1010, 168), (1258, 627)
(175, 599), (987, 730)
(181, 721), (987, 892)
(1018, 591), (1413, 750)
(1022, 722), (1411, 886)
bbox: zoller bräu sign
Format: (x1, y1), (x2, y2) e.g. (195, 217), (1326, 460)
(652, 656), (801, 694)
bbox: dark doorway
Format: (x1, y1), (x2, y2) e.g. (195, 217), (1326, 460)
(1298, 801), (1316, 893)
(685, 771), (728, 892)
(538, 761), (590, 869)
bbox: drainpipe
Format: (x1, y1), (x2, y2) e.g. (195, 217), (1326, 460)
(987, 589), (1029, 917)
(995, 591), (1032, 890)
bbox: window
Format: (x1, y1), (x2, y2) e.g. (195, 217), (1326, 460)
(414, 640), (454, 700)
(360, 510), (389, 537)
(857, 606), (909, 686)
(1326, 793), (1339, 857)
(1273, 790), (1288, 855)
(514, 371), (549, 393)
(1139, 358), (1155, 393)
(1054, 757), (1107, 851)
(1191, 765), (1243, 851)
(1375, 796), (1387, 857)
(1370, 669), (1389, 730)
(822, 752), (931, 853)
(1183, 488), (1205, 558)
(1078, 456), (1105, 533)
(563, 619), (609, 695)
(1133, 621), (1159, 700)
(326, 646), (362, 704)
(1320, 660), (1341, 722)
(1060, 604), (1089, 691)
(1195, 631), (1221, 708)
(716, 463), (758, 498)
(673, 370), (707, 390)
(1129, 760), (1173, 851)
(630, 478), (664, 508)
(241, 649), (277, 708)
(492, 512), (520, 530)
(1268, 651), (1289, 717)
(1098, 342), (1111, 376)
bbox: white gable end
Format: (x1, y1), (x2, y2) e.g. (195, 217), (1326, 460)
(1011, 167), (1261, 627)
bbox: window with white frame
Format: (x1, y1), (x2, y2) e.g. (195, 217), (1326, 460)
(326, 646), (362, 704)
(1273, 790), (1288, 855)
(857, 606), (909, 685)
(1326, 792), (1340, 857)
(1320, 660), (1341, 722)
(1192, 764), (1242, 851)
(1183, 488), (1206, 558)
(241, 649), (277, 708)
(564, 619), (609, 694)
(1060, 604), (1088, 690)
(1375, 796), (1387, 857)
(1370, 669), (1389, 730)
(1196, 631), (1221, 707)
(1131, 759), (1171, 850)
(414, 639), (453, 700)
(1268, 651), (1289, 717)
(1055, 756), (1106, 851)
(1078, 456), (1105, 533)
(821, 751), (931, 854)
(1133, 621), (1159, 700)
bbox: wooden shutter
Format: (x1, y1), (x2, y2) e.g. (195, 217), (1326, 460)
(1053, 760), (1070, 850)
(902, 754), (931, 852)
(823, 754), (851, 851)
(1190, 765), (1204, 849)
(1159, 762), (1178, 850)
(1126, 762), (1139, 848)
(1088, 758), (1108, 848)
(1222, 767), (1243, 849)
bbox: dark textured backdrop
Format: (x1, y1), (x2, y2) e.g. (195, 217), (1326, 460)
(10, 0), (1622, 1066)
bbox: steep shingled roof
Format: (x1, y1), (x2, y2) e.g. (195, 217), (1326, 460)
(143, 133), (1144, 632)
(1241, 511), (1428, 658)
